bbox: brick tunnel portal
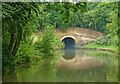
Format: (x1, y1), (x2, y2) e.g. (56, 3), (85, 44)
(62, 37), (76, 49)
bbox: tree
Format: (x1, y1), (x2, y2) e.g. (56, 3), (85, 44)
(2, 2), (87, 62)
(106, 2), (118, 36)
(2, 2), (41, 56)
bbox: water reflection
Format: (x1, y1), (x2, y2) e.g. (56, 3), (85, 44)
(62, 49), (76, 59)
(56, 50), (118, 82)
(57, 49), (104, 70)
(2, 49), (118, 82)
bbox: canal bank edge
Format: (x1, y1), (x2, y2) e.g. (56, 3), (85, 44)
(75, 47), (118, 54)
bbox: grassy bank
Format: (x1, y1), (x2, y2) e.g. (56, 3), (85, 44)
(83, 34), (118, 52)
(83, 43), (118, 50)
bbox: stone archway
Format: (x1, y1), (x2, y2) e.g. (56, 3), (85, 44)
(61, 36), (77, 49)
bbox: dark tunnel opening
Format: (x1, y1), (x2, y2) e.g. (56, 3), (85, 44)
(62, 37), (76, 49)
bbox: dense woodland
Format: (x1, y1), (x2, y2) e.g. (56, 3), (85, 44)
(2, 2), (119, 74)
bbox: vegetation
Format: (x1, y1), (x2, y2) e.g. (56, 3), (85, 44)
(2, 1), (119, 82)
(38, 2), (119, 51)
(83, 34), (118, 51)
(2, 2), (87, 74)
(81, 2), (119, 51)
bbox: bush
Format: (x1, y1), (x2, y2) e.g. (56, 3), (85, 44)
(34, 26), (55, 58)
(34, 25), (64, 58)
(16, 38), (40, 64)
(95, 34), (118, 46)
(2, 32), (17, 74)
(53, 37), (65, 49)
(2, 47), (17, 74)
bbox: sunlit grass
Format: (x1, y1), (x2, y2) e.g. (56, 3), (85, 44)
(83, 42), (118, 51)
(84, 50), (116, 56)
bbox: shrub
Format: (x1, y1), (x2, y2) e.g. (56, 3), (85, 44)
(34, 25), (64, 58)
(15, 38), (39, 64)
(95, 34), (118, 47)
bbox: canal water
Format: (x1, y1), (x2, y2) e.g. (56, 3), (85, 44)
(3, 49), (118, 82)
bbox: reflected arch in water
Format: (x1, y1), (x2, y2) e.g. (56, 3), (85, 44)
(61, 36), (76, 49)
(62, 49), (76, 59)
(56, 53), (103, 70)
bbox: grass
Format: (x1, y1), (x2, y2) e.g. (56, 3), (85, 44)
(83, 42), (118, 51)
(83, 34), (118, 52)
(84, 50), (115, 55)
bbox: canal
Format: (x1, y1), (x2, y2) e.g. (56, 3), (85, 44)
(2, 48), (118, 82)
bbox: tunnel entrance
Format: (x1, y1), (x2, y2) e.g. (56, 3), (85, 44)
(62, 37), (76, 49)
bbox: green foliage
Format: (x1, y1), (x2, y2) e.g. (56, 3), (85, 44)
(43, 2), (87, 24)
(2, 2), (119, 77)
(53, 37), (65, 49)
(37, 2), (87, 30)
(84, 34), (118, 51)
(15, 39), (38, 64)
(2, 2), (41, 57)
(40, 26), (55, 57)
(83, 2), (113, 34)
(106, 3), (118, 36)
(2, 2), (42, 73)
(37, 2), (118, 36)
(34, 25), (64, 58)
(2, 2), (87, 75)
(2, 49), (17, 74)
(2, 32), (16, 74)
(95, 35), (118, 47)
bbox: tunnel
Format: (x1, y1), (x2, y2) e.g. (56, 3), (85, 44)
(62, 37), (76, 49)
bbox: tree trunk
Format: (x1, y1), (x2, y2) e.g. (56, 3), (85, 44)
(56, 23), (59, 28)
(95, 22), (97, 30)
(9, 33), (15, 51)
(12, 29), (22, 56)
